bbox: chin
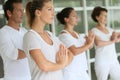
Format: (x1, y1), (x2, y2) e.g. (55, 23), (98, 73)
(48, 21), (53, 24)
(104, 22), (107, 25)
(19, 20), (23, 23)
(46, 22), (52, 24)
(74, 24), (78, 26)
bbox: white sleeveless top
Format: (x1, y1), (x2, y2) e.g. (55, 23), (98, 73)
(92, 27), (117, 65)
(59, 30), (88, 73)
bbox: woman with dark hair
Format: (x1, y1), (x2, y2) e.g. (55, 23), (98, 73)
(23, 0), (73, 80)
(91, 6), (120, 80)
(57, 7), (95, 80)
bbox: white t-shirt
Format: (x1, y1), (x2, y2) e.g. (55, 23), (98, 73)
(92, 27), (117, 65)
(0, 25), (31, 80)
(59, 30), (88, 73)
(23, 30), (63, 80)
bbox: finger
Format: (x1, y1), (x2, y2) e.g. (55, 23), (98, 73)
(60, 45), (64, 55)
(65, 48), (68, 56)
(58, 44), (63, 56)
(61, 44), (67, 56)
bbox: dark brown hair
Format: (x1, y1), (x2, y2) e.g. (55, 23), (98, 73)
(56, 7), (74, 25)
(3, 0), (22, 20)
(91, 6), (107, 22)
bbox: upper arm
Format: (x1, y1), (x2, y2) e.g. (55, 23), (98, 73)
(17, 49), (26, 59)
(0, 33), (18, 60)
(29, 49), (49, 71)
(59, 34), (74, 48)
(94, 35), (101, 46)
(59, 34), (82, 55)
(23, 32), (49, 71)
(92, 28), (103, 46)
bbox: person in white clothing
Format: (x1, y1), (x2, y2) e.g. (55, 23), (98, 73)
(57, 7), (95, 80)
(91, 6), (120, 80)
(0, 0), (31, 80)
(23, 0), (73, 80)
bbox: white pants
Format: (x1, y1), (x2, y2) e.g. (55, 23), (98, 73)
(95, 60), (120, 80)
(63, 70), (90, 80)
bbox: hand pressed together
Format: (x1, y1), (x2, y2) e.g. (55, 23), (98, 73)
(56, 44), (68, 67)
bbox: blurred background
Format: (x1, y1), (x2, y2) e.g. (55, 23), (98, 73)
(0, 0), (120, 80)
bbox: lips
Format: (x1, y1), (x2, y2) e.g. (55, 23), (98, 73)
(20, 16), (24, 19)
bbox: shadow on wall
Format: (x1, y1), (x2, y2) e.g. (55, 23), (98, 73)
(0, 56), (4, 78)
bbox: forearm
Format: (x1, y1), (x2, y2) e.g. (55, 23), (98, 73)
(65, 50), (73, 66)
(39, 62), (65, 72)
(69, 44), (90, 55)
(17, 49), (26, 59)
(95, 40), (114, 47)
(30, 50), (65, 72)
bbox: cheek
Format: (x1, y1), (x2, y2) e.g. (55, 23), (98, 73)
(69, 19), (74, 24)
(76, 18), (79, 22)
(45, 17), (54, 24)
(69, 18), (75, 22)
(70, 20), (78, 25)
(97, 17), (103, 22)
(73, 18), (78, 23)
(101, 17), (106, 21)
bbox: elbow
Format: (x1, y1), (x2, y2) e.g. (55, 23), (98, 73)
(37, 63), (50, 72)
(40, 65), (49, 72)
(95, 41), (102, 47)
(95, 43), (100, 46)
(95, 43), (103, 47)
(95, 40), (105, 47)
(73, 50), (87, 56)
(71, 50), (80, 56)
(73, 52), (79, 56)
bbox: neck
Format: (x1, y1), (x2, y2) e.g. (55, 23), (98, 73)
(31, 18), (45, 33)
(64, 24), (74, 32)
(7, 20), (20, 30)
(97, 23), (106, 28)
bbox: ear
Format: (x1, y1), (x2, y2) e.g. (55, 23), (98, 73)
(96, 16), (99, 21)
(35, 9), (41, 17)
(64, 17), (69, 23)
(7, 10), (12, 18)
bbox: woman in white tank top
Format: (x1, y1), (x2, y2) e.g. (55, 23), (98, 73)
(57, 7), (95, 80)
(91, 6), (120, 80)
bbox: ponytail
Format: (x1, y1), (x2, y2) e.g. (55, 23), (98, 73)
(26, 0), (52, 28)
(56, 12), (65, 25)
(26, 2), (32, 27)
(56, 7), (74, 25)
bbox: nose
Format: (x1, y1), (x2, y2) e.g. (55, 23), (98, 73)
(76, 16), (79, 21)
(52, 12), (55, 17)
(76, 16), (78, 19)
(52, 9), (55, 16)
(20, 8), (24, 15)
